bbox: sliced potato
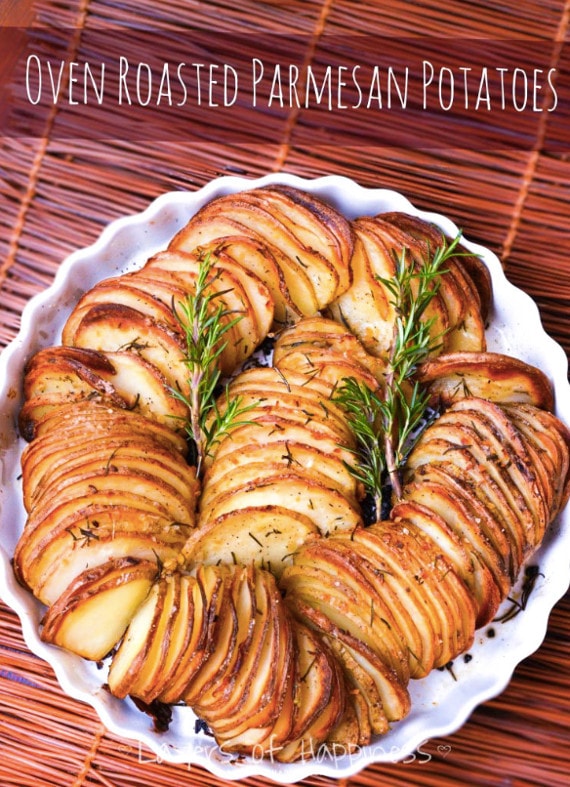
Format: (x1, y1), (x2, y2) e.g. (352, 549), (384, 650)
(272, 621), (345, 762)
(100, 351), (189, 430)
(182, 565), (238, 706)
(171, 203), (320, 316)
(192, 234), (301, 326)
(155, 572), (209, 704)
(327, 221), (395, 358)
(171, 187), (351, 311)
(146, 249), (274, 356)
(203, 474), (362, 537)
(417, 352), (555, 411)
(381, 211), (493, 321)
(41, 558), (158, 661)
(107, 578), (166, 698)
(69, 303), (190, 398)
(61, 278), (183, 346)
(282, 541), (411, 684)
(211, 568), (291, 747)
(252, 184), (353, 293)
(30, 530), (180, 607)
(202, 440), (360, 503)
(28, 399), (189, 455)
(188, 565), (256, 720)
(186, 505), (320, 577)
(393, 491), (505, 627)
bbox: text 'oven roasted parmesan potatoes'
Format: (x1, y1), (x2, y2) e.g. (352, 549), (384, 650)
(13, 184), (570, 763)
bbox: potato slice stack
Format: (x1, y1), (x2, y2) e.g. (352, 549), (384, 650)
(61, 248), (274, 380)
(13, 391), (198, 659)
(327, 212), (491, 360)
(281, 391), (570, 749)
(169, 185), (354, 324)
(107, 561), (346, 761)
(14, 187), (353, 659)
(416, 351), (555, 411)
(187, 316), (385, 573)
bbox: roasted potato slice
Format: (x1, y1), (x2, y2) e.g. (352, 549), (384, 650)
(192, 235), (301, 326)
(25, 465), (196, 527)
(416, 406), (546, 557)
(381, 211), (493, 321)
(142, 564), (225, 704)
(210, 568), (292, 748)
(171, 204), (320, 316)
(272, 621), (345, 762)
(186, 505), (319, 577)
(106, 577), (167, 699)
(352, 522), (475, 669)
(405, 434), (528, 577)
(27, 399), (189, 456)
(182, 566), (239, 706)
(417, 351), (555, 411)
(154, 572), (209, 704)
(328, 215), (449, 359)
(68, 303), (190, 398)
(274, 347), (384, 392)
(23, 435), (164, 508)
(189, 566), (257, 714)
(343, 535), (437, 679)
(332, 527), (437, 679)
(208, 416), (355, 473)
(61, 278), (183, 346)
(188, 565), (256, 720)
(126, 571), (183, 702)
(288, 596), (407, 730)
(393, 490), (505, 627)
(41, 558), (158, 661)
(224, 364), (337, 402)
(203, 474), (362, 537)
(282, 542), (411, 684)
(201, 440), (360, 503)
(146, 249), (274, 354)
(327, 221), (395, 358)
(212, 388), (354, 444)
(252, 184), (353, 293)
(98, 351), (189, 430)
(371, 214), (486, 353)
(25, 528), (181, 607)
(444, 398), (550, 546)
(172, 186), (352, 311)
(23, 346), (118, 399)
(29, 443), (198, 513)
(504, 403), (570, 516)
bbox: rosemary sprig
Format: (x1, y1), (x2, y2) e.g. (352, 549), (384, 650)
(334, 232), (465, 512)
(170, 251), (256, 477)
(332, 376), (386, 520)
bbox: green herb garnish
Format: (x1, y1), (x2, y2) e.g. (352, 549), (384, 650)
(334, 232), (465, 511)
(171, 251), (257, 477)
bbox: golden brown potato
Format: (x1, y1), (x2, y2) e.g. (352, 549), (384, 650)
(40, 558), (158, 661)
(416, 351), (555, 411)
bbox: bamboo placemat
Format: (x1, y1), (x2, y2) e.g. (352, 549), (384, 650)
(1, 1), (569, 785)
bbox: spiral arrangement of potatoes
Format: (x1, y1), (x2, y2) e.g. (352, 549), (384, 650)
(13, 185), (570, 763)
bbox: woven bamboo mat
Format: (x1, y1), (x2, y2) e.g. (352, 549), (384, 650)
(1, 0), (569, 785)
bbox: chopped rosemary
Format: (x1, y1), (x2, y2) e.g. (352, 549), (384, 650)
(170, 251), (257, 477)
(334, 232), (466, 512)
